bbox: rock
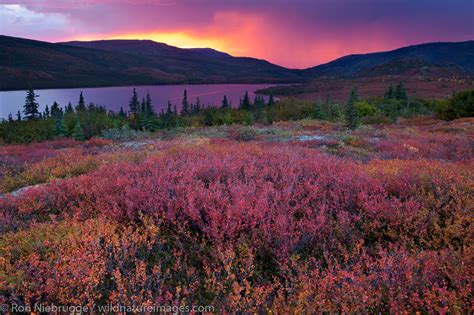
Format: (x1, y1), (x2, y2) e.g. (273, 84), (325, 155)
(2, 183), (45, 199)
(295, 134), (330, 142)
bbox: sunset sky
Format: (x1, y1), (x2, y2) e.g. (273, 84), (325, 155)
(1, 0), (473, 68)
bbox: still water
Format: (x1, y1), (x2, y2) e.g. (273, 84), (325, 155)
(0, 84), (278, 119)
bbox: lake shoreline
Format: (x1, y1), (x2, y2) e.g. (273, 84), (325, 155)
(0, 81), (297, 92)
(0, 83), (286, 119)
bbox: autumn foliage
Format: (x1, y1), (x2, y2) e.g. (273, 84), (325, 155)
(0, 118), (472, 312)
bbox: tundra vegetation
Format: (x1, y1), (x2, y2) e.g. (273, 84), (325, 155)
(0, 84), (472, 313)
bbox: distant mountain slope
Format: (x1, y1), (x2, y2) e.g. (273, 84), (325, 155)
(63, 40), (232, 59)
(61, 39), (303, 83)
(0, 36), (304, 90)
(1, 35), (473, 91)
(304, 41), (474, 77)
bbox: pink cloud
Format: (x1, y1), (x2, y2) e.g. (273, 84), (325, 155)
(1, 1), (472, 68)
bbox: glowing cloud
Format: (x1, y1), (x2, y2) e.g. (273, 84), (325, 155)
(1, 1), (473, 68)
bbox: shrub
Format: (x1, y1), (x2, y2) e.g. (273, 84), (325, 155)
(101, 126), (151, 141)
(361, 112), (391, 125)
(435, 90), (474, 120)
(232, 126), (258, 141)
(0, 123), (471, 312)
(266, 98), (314, 123)
(355, 100), (378, 117)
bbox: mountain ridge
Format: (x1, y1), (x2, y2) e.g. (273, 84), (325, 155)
(304, 40), (474, 77)
(0, 35), (473, 91)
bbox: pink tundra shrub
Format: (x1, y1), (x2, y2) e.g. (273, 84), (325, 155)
(0, 142), (472, 312)
(374, 130), (473, 161)
(0, 138), (112, 183)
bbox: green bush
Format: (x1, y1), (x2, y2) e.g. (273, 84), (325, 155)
(0, 119), (55, 144)
(355, 100), (378, 117)
(435, 90), (474, 120)
(234, 126), (258, 141)
(361, 112), (391, 125)
(266, 98), (314, 123)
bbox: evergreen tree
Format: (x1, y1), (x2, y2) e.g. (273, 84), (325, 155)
(167, 101), (172, 114)
(16, 110), (21, 121)
(253, 95), (259, 107)
(119, 106), (126, 118)
(194, 97), (201, 113)
(395, 81), (408, 100)
(313, 103), (323, 119)
(87, 102), (96, 112)
(72, 121), (86, 140)
(141, 97), (146, 113)
(66, 102), (74, 114)
(324, 95), (332, 119)
(181, 90), (189, 115)
(267, 94), (275, 107)
(44, 105), (50, 118)
(345, 87), (360, 130)
(240, 91), (251, 110)
(51, 101), (61, 117)
(8, 113), (13, 122)
(129, 88), (139, 113)
(145, 92), (154, 115)
(384, 84), (394, 99)
(23, 87), (40, 120)
(76, 91), (86, 112)
(54, 114), (67, 137)
(221, 95), (230, 109)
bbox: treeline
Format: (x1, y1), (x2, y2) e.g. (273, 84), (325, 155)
(1, 83), (472, 143)
(0, 88), (274, 143)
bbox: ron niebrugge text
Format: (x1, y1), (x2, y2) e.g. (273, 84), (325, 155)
(4, 303), (215, 313)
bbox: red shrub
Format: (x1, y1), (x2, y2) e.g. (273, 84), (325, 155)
(0, 141), (471, 312)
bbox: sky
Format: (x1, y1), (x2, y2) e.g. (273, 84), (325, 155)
(0, 0), (473, 68)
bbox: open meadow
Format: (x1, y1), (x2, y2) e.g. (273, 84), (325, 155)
(1, 116), (472, 312)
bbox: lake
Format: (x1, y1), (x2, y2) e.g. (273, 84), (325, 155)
(0, 84), (278, 119)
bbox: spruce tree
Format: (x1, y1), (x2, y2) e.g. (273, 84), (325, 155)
(221, 95), (230, 108)
(395, 81), (408, 100)
(16, 110), (21, 121)
(76, 92), (86, 111)
(181, 90), (189, 115)
(129, 88), (139, 113)
(73, 121), (86, 140)
(195, 97), (201, 113)
(66, 102), (74, 114)
(345, 87), (360, 130)
(44, 105), (50, 118)
(324, 95), (332, 119)
(253, 95), (259, 107)
(23, 87), (40, 120)
(54, 114), (67, 137)
(313, 103), (323, 119)
(119, 106), (126, 118)
(267, 94), (275, 107)
(8, 113), (13, 122)
(141, 98), (146, 113)
(240, 91), (251, 110)
(51, 101), (61, 117)
(87, 102), (96, 112)
(145, 92), (154, 115)
(384, 84), (394, 99)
